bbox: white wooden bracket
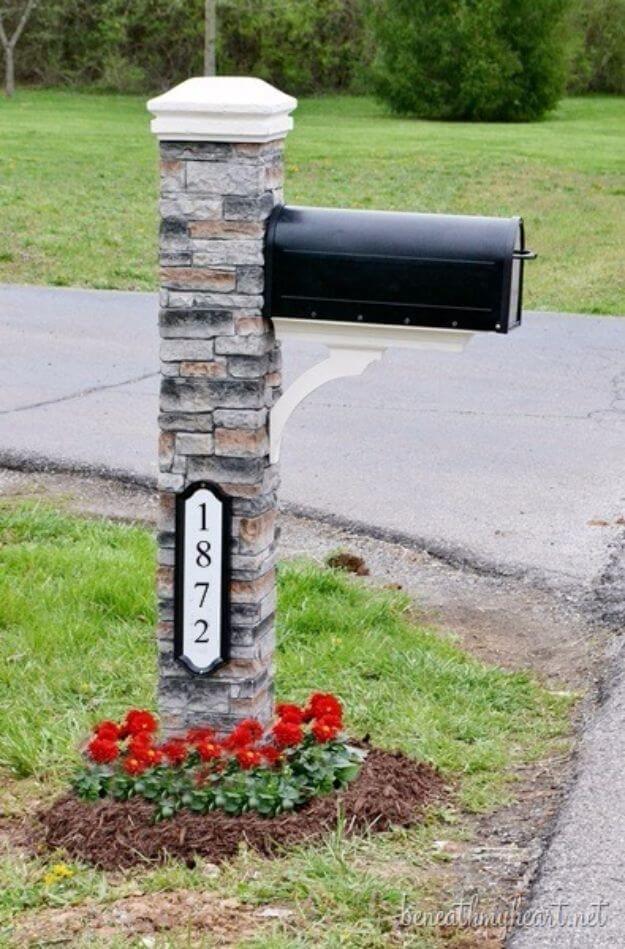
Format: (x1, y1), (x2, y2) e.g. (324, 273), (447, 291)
(270, 318), (474, 464)
(270, 343), (383, 464)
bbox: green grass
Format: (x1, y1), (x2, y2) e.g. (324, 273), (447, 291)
(0, 502), (572, 946)
(277, 562), (571, 811)
(0, 89), (624, 313)
(0, 502), (569, 809)
(0, 504), (156, 779)
(0, 825), (455, 947)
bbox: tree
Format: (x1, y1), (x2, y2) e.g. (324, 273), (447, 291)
(369, 0), (572, 122)
(204, 0), (216, 75)
(568, 0), (625, 93)
(0, 0), (40, 96)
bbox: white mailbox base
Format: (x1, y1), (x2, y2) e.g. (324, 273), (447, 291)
(270, 319), (474, 463)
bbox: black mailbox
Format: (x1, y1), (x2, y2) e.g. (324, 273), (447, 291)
(265, 205), (534, 334)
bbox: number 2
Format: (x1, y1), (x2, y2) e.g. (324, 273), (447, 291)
(194, 619), (210, 643)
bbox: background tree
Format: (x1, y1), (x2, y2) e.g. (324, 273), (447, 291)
(568, 0), (625, 93)
(0, 0), (40, 96)
(12, 0), (368, 95)
(369, 0), (572, 121)
(204, 0), (216, 75)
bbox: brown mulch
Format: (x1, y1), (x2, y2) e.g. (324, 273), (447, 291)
(35, 749), (446, 871)
(326, 552), (370, 576)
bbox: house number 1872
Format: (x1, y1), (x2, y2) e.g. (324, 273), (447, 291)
(174, 483), (230, 675)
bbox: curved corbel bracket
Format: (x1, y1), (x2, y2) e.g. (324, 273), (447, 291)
(269, 345), (385, 464)
(268, 317), (474, 465)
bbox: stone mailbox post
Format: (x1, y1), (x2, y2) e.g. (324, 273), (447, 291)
(148, 78), (297, 735)
(147, 78), (530, 739)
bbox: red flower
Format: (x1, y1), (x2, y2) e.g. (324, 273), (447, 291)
(197, 739), (222, 762)
(259, 744), (282, 766)
(236, 748), (263, 770)
(128, 732), (153, 754)
(317, 713), (342, 730)
(94, 720), (121, 741)
(239, 718), (264, 741)
(186, 726), (215, 744)
(308, 693), (343, 721)
(87, 736), (119, 764)
(272, 720), (303, 748)
(123, 733), (163, 766)
(122, 755), (149, 776)
(275, 703), (304, 724)
(123, 709), (158, 736)
(160, 739), (188, 766)
(312, 719), (340, 743)
(134, 743), (163, 766)
(224, 718), (264, 750)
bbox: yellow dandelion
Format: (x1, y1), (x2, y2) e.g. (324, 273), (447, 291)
(43, 863), (75, 885)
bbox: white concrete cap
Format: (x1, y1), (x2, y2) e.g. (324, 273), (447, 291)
(147, 76), (297, 143)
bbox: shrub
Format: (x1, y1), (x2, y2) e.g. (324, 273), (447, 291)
(369, 0), (572, 121)
(218, 0), (367, 95)
(72, 696), (364, 821)
(15, 0), (369, 95)
(568, 0), (625, 93)
(15, 0), (203, 90)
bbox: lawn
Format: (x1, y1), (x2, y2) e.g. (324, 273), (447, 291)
(0, 503), (571, 945)
(0, 89), (623, 313)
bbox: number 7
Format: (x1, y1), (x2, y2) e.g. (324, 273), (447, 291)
(195, 582), (210, 607)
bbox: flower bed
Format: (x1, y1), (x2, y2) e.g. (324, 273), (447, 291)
(73, 694), (364, 821)
(35, 692), (448, 869)
(40, 748), (446, 870)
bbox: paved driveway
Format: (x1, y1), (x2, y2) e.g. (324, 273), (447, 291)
(1, 284), (623, 592)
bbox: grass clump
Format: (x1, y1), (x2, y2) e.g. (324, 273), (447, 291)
(277, 561), (570, 810)
(0, 503), (156, 779)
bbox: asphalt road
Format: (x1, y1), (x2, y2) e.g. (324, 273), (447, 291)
(1, 283), (624, 594)
(510, 634), (625, 948)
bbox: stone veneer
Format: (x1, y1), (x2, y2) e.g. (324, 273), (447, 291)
(156, 138), (284, 735)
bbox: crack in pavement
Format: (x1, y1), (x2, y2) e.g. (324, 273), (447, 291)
(299, 365), (625, 424)
(2, 383), (617, 425)
(0, 371), (159, 416)
(302, 399), (603, 422)
(587, 368), (625, 424)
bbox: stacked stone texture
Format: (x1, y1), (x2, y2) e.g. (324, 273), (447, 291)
(157, 138), (284, 736)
